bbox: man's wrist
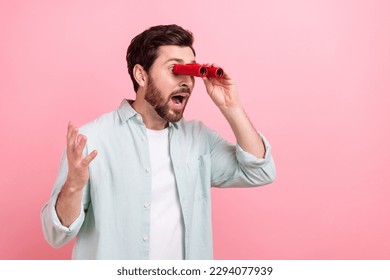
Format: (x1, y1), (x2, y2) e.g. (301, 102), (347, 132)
(220, 103), (245, 121)
(62, 179), (84, 195)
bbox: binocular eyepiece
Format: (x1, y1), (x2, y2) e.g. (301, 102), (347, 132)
(173, 64), (224, 79)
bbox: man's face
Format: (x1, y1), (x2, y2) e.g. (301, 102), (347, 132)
(144, 45), (195, 122)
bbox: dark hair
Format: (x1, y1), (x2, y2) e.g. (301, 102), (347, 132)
(126, 24), (196, 92)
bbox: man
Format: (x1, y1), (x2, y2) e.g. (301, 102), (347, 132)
(41, 24), (276, 260)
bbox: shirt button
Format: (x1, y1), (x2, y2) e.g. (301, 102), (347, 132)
(141, 137), (145, 141)
(143, 236), (149, 241)
(145, 168), (150, 173)
(144, 203), (150, 208)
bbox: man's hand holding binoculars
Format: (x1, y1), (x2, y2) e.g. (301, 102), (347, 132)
(173, 62), (265, 159)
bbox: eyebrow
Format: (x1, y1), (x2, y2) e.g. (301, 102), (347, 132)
(164, 58), (196, 64)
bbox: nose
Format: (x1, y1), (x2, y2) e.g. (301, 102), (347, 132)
(179, 74), (195, 90)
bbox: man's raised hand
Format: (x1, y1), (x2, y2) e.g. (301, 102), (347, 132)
(64, 122), (98, 191)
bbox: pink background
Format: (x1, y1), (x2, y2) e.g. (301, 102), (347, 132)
(1, 0), (389, 259)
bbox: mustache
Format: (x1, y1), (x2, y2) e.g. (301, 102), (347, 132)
(170, 87), (191, 96)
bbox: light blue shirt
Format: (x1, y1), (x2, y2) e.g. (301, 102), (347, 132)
(41, 99), (276, 259)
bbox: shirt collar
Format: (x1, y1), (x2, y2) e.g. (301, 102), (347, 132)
(117, 99), (180, 129)
(117, 99), (138, 122)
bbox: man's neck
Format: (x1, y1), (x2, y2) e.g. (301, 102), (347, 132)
(131, 96), (168, 130)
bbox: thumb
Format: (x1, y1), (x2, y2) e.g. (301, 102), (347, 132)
(81, 150), (98, 167)
(202, 77), (214, 94)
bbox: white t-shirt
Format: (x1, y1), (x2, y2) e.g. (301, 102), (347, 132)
(146, 128), (184, 260)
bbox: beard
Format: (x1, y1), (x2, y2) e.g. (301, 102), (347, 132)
(144, 76), (189, 123)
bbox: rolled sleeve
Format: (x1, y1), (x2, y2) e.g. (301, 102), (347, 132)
(41, 192), (85, 248)
(50, 194), (84, 233)
(234, 132), (276, 185)
(236, 132), (273, 167)
(210, 129), (276, 188)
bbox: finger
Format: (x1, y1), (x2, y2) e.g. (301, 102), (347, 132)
(75, 134), (87, 156)
(220, 70), (231, 81)
(66, 122), (75, 151)
(202, 77), (214, 93)
(202, 75), (223, 89)
(67, 121), (73, 139)
(67, 125), (79, 152)
(80, 150), (98, 167)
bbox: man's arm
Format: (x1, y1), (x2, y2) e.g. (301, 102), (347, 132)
(202, 69), (265, 159)
(55, 122), (98, 227)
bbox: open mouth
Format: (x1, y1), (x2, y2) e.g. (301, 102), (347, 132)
(170, 93), (188, 107)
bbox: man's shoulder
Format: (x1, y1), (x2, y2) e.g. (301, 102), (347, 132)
(78, 108), (121, 135)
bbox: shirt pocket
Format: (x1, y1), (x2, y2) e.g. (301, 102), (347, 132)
(186, 154), (211, 201)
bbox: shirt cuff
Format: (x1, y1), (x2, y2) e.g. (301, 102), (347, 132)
(236, 132), (273, 167)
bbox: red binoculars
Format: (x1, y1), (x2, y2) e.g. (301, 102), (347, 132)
(172, 64), (224, 79)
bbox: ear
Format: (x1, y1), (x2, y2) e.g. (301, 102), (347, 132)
(133, 64), (147, 88)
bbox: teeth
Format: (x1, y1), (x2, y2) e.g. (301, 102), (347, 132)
(172, 96), (183, 105)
